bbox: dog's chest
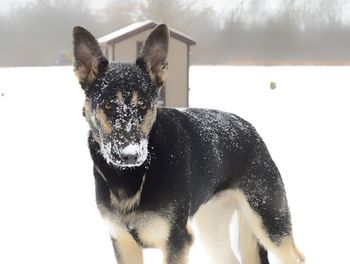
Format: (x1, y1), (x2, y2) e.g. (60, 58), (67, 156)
(100, 205), (171, 249)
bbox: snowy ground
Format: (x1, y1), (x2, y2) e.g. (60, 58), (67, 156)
(0, 66), (349, 263)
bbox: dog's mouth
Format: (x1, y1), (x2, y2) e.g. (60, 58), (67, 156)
(100, 139), (148, 168)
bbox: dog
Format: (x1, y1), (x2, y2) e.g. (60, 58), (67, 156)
(72, 24), (304, 264)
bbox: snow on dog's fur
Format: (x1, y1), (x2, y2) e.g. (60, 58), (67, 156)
(73, 24), (304, 264)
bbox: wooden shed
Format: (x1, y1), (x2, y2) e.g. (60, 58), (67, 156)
(98, 20), (196, 107)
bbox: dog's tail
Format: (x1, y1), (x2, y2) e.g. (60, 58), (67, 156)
(238, 213), (270, 264)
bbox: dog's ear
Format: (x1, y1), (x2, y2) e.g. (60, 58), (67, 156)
(73, 26), (108, 90)
(136, 24), (169, 88)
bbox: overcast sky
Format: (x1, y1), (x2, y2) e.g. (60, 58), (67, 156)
(0, 0), (237, 13)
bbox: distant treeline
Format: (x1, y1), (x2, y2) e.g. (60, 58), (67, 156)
(1, 0), (350, 66)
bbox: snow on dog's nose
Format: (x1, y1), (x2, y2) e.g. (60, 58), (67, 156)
(119, 140), (148, 167)
(120, 144), (140, 163)
(101, 139), (148, 167)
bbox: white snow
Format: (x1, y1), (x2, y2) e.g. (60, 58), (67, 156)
(0, 66), (349, 263)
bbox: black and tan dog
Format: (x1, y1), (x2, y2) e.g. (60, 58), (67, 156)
(72, 24), (304, 264)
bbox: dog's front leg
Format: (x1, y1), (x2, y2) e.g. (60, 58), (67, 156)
(163, 226), (193, 264)
(110, 235), (143, 264)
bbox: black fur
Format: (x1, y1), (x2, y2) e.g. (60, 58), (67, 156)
(73, 24), (296, 264)
(90, 107), (287, 257)
(259, 244), (270, 264)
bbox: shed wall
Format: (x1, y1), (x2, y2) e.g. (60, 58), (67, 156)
(166, 38), (188, 107)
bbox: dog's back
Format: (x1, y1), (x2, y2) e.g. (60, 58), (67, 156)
(147, 108), (266, 213)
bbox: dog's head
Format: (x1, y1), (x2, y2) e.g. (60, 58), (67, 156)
(73, 25), (169, 167)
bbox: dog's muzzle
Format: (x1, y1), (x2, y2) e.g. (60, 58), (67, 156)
(119, 141), (148, 166)
(101, 139), (148, 168)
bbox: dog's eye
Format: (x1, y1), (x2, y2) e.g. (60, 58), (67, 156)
(139, 101), (148, 115)
(104, 102), (112, 110)
(140, 102), (147, 110)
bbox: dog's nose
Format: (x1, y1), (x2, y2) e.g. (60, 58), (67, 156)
(119, 144), (141, 164)
(121, 153), (138, 163)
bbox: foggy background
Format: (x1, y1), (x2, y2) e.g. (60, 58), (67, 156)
(1, 0), (350, 67)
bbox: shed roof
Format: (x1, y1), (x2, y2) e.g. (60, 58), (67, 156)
(98, 20), (196, 46)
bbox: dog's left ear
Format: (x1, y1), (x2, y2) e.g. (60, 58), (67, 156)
(73, 26), (108, 90)
(136, 24), (169, 88)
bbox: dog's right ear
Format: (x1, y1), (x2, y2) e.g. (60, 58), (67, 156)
(73, 26), (108, 90)
(136, 24), (169, 89)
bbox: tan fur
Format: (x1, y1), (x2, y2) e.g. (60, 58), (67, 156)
(97, 108), (113, 134)
(238, 212), (260, 264)
(147, 65), (157, 83)
(157, 64), (168, 83)
(116, 91), (124, 104)
(131, 91), (139, 106)
(114, 237), (144, 264)
(105, 218), (144, 264)
(74, 66), (88, 83)
(84, 100), (101, 144)
(99, 183), (305, 264)
(186, 224), (194, 239)
(141, 106), (157, 135)
(84, 99), (92, 124)
(84, 99), (90, 115)
(100, 197), (175, 254)
(138, 215), (172, 251)
(144, 61), (168, 85)
(193, 190), (304, 264)
(232, 190), (305, 264)
(275, 236), (305, 264)
(102, 209), (175, 263)
(110, 174), (146, 213)
(94, 165), (108, 182)
(194, 192), (240, 264)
